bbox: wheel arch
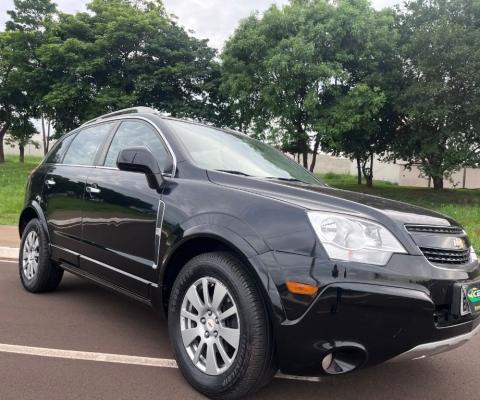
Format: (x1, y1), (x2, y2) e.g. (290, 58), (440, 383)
(19, 201), (50, 243)
(156, 225), (285, 323)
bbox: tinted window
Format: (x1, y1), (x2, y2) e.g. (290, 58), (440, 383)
(63, 123), (113, 166)
(45, 133), (76, 164)
(104, 121), (169, 172)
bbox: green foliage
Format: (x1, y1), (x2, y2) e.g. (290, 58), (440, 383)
(393, 0), (480, 189)
(221, 0), (403, 179)
(36, 0), (221, 133)
(0, 0), (57, 162)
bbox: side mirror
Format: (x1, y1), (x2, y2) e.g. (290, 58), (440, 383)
(116, 146), (164, 190)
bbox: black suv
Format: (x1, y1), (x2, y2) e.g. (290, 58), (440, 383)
(19, 107), (479, 399)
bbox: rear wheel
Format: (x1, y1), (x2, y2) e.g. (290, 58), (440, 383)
(168, 252), (277, 399)
(19, 218), (64, 293)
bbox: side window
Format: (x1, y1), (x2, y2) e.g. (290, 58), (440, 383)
(63, 123), (113, 166)
(104, 121), (169, 172)
(45, 133), (76, 164)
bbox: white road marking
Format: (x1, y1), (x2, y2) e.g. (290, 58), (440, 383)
(0, 247), (19, 259)
(0, 343), (178, 368)
(0, 343), (323, 382)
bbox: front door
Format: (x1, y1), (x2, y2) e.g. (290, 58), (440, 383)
(80, 120), (172, 298)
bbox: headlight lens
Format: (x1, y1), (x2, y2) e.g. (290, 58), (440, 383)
(308, 212), (407, 266)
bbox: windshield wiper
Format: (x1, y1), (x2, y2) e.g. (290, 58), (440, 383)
(265, 176), (310, 184)
(215, 169), (251, 177)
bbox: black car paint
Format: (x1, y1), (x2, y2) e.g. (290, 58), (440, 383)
(20, 113), (480, 377)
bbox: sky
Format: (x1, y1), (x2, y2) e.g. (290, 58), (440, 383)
(0, 0), (400, 50)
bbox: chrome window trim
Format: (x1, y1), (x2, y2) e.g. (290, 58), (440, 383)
(94, 165), (172, 177)
(50, 164), (94, 168)
(82, 115), (177, 176)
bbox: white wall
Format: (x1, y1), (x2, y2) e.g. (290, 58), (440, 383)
(349, 160), (401, 184)
(3, 134), (53, 157)
(305, 153), (480, 189)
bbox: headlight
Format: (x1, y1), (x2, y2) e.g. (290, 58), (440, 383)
(307, 212), (407, 266)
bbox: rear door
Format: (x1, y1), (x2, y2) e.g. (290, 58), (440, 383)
(43, 122), (115, 265)
(80, 119), (172, 298)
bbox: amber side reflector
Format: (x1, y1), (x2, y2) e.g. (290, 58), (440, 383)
(286, 281), (318, 295)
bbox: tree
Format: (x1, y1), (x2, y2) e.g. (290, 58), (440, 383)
(0, 31), (31, 163)
(5, 115), (40, 163)
(322, 84), (387, 187)
(36, 0), (220, 134)
(394, 0), (480, 189)
(221, 0), (396, 173)
(5, 0), (58, 154)
(321, 7), (405, 187)
(221, 0), (340, 168)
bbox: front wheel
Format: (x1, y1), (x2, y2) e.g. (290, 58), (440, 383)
(168, 252), (277, 399)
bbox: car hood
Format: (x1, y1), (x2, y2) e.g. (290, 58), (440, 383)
(206, 170), (459, 230)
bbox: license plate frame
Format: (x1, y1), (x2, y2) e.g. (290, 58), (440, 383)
(466, 284), (480, 314)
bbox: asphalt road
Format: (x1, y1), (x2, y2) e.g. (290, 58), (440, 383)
(1, 259), (479, 400)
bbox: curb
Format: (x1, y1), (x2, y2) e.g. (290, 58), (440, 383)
(0, 247), (19, 260)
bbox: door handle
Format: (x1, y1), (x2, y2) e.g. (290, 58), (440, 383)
(86, 185), (101, 194)
(45, 178), (56, 188)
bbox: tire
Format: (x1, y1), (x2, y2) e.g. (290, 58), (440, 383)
(168, 252), (278, 400)
(19, 218), (64, 293)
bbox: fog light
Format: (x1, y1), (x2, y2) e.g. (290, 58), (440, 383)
(322, 353), (333, 371)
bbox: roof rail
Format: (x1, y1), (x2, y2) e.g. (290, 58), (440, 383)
(80, 107), (157, 127)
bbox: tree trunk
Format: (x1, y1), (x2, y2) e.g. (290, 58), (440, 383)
(0, 121), (12, 164)
(432, 176), (444, 189)
(365, 175), (373, 188)
(302, 149), (308, 169)
(361, 153), (374, 188)
(356, 158), (362, 185)
(309, 134), (321, 173)
(19, 146), (24, 163)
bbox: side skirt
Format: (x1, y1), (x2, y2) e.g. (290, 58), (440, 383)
(60, 262), (153, 308)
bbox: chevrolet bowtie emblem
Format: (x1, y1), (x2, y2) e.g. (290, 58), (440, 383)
(453, 238), (467, 250)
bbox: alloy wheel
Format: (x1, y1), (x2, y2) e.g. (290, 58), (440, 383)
(180, 277), (240, 375)
(22, 231), (39, 280)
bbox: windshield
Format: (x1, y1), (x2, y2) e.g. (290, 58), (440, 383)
(166, 120), (325, 186)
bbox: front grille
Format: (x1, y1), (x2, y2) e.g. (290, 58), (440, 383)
(419, 247), (470, 265)
(406, 225), (464, 235)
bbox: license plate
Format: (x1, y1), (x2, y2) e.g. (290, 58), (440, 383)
(452, 282), (480, 316)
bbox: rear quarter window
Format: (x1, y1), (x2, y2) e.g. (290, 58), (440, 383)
(63, 123), (113, 166)
(45, 134), (76, 164)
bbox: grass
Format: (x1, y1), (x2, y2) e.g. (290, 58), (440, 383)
(1, 157), (478, 252)
(0, 154), (43, 226)
(317, 173), (480, 253)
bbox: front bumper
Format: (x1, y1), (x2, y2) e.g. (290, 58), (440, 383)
(274, 280), (480, 376)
